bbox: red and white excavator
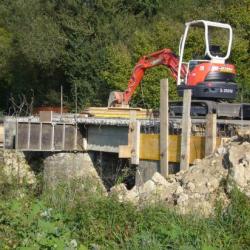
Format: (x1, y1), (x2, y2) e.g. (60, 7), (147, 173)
(108, 20), (248, 118)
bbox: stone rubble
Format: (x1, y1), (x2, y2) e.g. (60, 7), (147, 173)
(227, 142), (250, 196)
(0, 149), (36, 185)
(110, 131), (250, 216)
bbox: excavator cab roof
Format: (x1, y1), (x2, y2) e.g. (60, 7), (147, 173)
(177, 20), (233, 85)
(182, 20), (232, 61)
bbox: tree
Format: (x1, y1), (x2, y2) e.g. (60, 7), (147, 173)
(0, 0), (249, 112)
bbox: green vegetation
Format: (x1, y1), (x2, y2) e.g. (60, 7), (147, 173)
(0, 1), (250, 248)
(0, 0), (249, 112)
(0, 179), (249, 249)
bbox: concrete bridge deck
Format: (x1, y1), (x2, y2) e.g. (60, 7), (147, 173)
(3, 113), (250, 164)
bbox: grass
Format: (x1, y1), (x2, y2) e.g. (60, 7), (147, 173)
(0, 177), (249, 250)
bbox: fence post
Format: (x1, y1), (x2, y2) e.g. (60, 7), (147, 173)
(160, 79), (169, 177)
(205, 113), (217, 156)
(118, 110), (140, 164)
(180, 89), (192, 170)
(129, 111), (140, 165)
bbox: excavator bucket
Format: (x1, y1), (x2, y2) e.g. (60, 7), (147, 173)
(108, 91), (124, 107)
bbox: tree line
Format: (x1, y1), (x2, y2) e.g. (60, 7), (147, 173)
(0, 0), (249, 113)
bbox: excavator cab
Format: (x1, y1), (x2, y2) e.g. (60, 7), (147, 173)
(177, 20), (237, 100)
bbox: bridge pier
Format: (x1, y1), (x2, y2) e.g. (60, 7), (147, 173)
(43, 151), (103, 188)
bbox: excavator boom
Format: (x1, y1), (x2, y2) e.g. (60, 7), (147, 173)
(108, 49), (187, 107)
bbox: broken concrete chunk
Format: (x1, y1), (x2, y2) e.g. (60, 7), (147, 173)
(186, 182), (195, 192)
(175, 185), (184, 195)
(110, 183), (128, 201)
(151, 172), (170, 187)
(227, 143), (250, 196)
(177, 193), (189, 205)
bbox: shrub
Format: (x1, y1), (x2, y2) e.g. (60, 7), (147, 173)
(0, 178), (249, 249)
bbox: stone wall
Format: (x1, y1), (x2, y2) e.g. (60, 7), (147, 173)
(0, 149), (36, 185)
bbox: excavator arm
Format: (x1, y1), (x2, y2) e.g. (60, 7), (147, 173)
(108, 48), (187, 107)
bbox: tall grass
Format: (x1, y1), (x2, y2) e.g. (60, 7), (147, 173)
(0, 178), (249, 249)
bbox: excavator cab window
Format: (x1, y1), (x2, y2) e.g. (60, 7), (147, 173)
(210, 45), (221, 56)
(204, 45), (221, 59)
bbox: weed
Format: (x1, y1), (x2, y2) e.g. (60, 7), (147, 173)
(0, 177), (249, 249)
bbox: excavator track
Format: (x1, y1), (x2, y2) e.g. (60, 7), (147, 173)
(169, 101), (250, 120)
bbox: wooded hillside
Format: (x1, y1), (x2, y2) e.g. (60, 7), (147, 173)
(0, 0), (249, 112)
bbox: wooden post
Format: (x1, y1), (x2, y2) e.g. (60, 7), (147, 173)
(129, 110), (140, 165)
(74, 123), (78, 151)
(205, 113), (217, 156)
(128, 110), (136, 146)
(60, 85), (63, 118)
(160, 79), (169, 177)
(180, 89), (192, 170)
(130, 120), (140, 165)
(118, 110), (140, 165)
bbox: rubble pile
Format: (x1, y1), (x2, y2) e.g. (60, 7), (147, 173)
(110, 131), (250, 216)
